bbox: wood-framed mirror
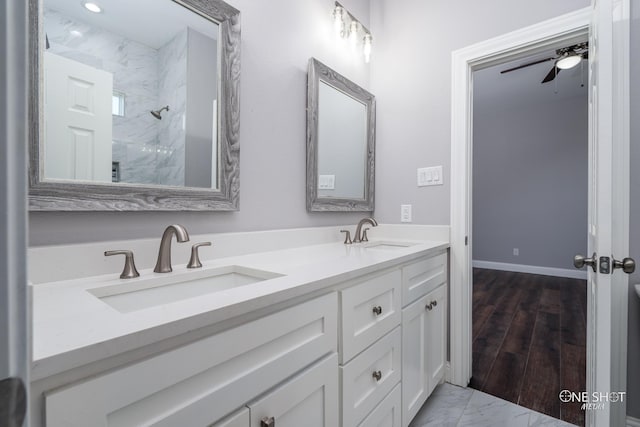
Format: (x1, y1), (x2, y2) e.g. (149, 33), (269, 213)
(306, 58), (375, 212)
(29, 0), (240, 211)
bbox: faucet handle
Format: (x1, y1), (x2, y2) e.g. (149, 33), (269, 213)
(340, 230), (353, 245)
(104, 250), (140, 279)
(187, 242), (212, 269)
(362, 228), (370, 242)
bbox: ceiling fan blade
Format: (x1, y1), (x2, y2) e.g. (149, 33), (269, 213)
(541, 66), (561, 83)
(500, 57), (556, 74)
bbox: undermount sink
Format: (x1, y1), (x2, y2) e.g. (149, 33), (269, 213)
(361, 241), (417, 251)
(88, 265), (284, 313)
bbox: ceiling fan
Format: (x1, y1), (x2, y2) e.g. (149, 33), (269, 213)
(500, 42), (588, 84)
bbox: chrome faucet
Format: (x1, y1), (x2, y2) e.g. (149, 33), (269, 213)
(353, 217), (378, 243)
(154, 224), (190, 273)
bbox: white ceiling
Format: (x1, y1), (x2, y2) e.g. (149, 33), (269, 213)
(45, 0), (218, 49)
(473, 45), (588, 109)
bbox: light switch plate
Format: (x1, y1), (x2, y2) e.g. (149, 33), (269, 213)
(417, 166), (443, 186)
(318, 175), (335, 190)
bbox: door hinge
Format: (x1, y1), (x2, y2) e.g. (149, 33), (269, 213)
(599, 256), (611, 274)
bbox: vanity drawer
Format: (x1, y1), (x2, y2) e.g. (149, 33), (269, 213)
(357, 384), (402, 427)
(340, 327), (401, 427)
(340, 269), (401, 363)
(45, 292), (338, 427)
(401, 253), (447, 307)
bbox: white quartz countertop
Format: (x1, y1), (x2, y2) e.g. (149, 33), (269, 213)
(31, 238), (448, 380)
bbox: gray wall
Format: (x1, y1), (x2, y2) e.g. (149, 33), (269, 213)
(627, 0), (640, 418)
(472, 94), (588, 270)
(29, 0), (372, 246)
(369, 0), (590, 225)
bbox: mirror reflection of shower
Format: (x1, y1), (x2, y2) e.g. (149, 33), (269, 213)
(150, 105), (170, 120)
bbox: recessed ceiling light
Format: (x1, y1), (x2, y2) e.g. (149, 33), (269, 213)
(83, 2), (103, 13)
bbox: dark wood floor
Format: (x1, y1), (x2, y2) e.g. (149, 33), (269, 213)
(470, 268), (587, 426)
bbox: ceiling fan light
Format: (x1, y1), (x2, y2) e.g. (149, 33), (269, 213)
(556, 54), (581, 70)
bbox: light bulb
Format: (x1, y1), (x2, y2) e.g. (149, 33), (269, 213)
(82, 2), (102, 13)
(349, 21), (359, 47)
(363, 33), (372, 63)
(333, 6), (345, 37)
(556, 54), (581, 70)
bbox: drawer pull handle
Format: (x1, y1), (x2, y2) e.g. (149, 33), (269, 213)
(261, 416), (275, 427)
(426, 302), (433, 311)
(372, 306), (383, 316)
(372, 370), (382, 382)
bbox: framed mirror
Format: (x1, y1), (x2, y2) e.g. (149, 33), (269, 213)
(29, 0), (240, 210)
(306, 58), (375, 212)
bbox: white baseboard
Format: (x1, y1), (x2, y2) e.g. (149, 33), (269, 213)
(472, 260), (587, 280)
(628, 416), (640, 427)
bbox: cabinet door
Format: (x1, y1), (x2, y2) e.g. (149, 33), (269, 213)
(341, 328), (401, 427)
(357, 384), (402, 427)
(401, 284), (447, 427)
(211, 407), (249, 427)
(425, 284), (447, 390)
(248, 353), (338, 427)
(341, 269), (401, 363)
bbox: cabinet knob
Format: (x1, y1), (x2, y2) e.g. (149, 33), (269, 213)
(426, 302), (433, 311)
(372, 305), (383, 316)
(260, 416), (275, 427)
(432, 300), (438, 307)
(372, 370), (382, 382)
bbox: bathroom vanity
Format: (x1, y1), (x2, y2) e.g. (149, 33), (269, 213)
(29, 226), (449, 427)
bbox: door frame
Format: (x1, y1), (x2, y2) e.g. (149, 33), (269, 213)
(449, 6), (591, 387)
(449, 4), (631, 424)
(0, 0), (30, 426)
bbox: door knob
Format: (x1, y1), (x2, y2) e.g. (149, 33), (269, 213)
(574, 253), (597, 272)
(612, 257), (636, 274)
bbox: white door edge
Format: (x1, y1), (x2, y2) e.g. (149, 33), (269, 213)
(449, 6), (591, 388)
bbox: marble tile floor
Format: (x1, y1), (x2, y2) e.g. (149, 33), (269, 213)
(409, 383), (577, 427)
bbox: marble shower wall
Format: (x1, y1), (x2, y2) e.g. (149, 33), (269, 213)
(156, 30), (188, 187)
(43, 8), (188, 186)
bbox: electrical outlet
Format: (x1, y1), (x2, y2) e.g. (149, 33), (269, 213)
(513, 248), (519, 256)
(401, 204), (412, 223)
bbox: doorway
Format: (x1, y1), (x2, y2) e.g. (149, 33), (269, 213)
(449, 3), (632, 426)
(469, 48), (588, 425)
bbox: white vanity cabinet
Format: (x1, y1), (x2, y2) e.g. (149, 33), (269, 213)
(37, 243), (450, 427)
(44, 293), (337, 427)
(400, 254), (448, 427)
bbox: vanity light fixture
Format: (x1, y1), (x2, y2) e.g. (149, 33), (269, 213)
(82, 2), (103, 13)
(349, 21), (359, 47)
(556, 53), (582, 70)
(332, 1), (373, 63)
